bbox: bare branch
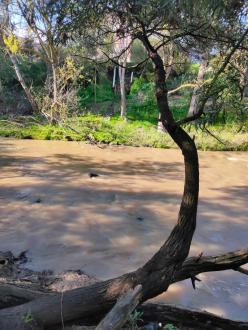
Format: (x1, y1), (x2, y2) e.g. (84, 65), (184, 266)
(95, 285), (142, 330)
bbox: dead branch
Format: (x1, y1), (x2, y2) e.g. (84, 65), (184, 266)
(139, 303), (248, 330)
(174, 247), (248, 283)
(95, 285), (142, 330)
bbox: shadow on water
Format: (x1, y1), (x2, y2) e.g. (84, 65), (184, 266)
(0, 138), (247, 320)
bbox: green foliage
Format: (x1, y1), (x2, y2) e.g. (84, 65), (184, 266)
(78, 76), (115, 105)
(128, 76), (190, 123)
(0, 51), (15, 87)
(170, 96), (190, 121)
(0, 115), (247, 151)
(164, 324), (180, 330)
(129, 77), (153, 96)
(188, 63), (200, 75)
(203, 56), (248, 125)
(124, 310), (143, 330)
(128, 77), (158, 123)
(20, 59), (47, 87)
(0, 52), (46, 90)
(22, 311), (34, 325)
(130, 40), (147, 64)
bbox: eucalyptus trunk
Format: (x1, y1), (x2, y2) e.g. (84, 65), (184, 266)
(187, 54), (208, 118)
(9, 53), (38, 113)
(119, 64), (127, 118)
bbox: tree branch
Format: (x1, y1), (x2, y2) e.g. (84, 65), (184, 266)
(95, 285), (142, 330)
(177, 27), (248, 125)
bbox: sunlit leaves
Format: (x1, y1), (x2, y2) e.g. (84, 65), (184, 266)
(3, 34), (20, 54)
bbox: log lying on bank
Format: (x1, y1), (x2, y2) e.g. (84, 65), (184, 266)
(66, 300), (248, 330)
(0, 248), (247, 329)
(54, 304), (248, 330)
(139, 303), (248, 330)
(1, 248), (247, 307)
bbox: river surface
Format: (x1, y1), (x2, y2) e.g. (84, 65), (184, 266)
(0, 138), (247, 321)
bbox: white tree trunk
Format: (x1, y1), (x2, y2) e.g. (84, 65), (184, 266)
(9, 53), (38, 112)
(119, 65), (127, 118)
(52, 62), (58, 104)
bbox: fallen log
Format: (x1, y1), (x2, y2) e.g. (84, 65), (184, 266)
(0, 248), (247, 329)
(0, 284), (50, 309)
(139, 303), (248, 330)
(0, 248), (247, 308)
(66, 302), (248, 330)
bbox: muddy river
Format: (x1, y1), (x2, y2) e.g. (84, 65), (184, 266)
(0, 138), (247, 321)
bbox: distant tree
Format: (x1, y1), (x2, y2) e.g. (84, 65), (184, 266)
(187, 52), (209, 118)
(0, 0), (38, 112)
(16, 0), (61, 103)
(16, 0), (81, 123)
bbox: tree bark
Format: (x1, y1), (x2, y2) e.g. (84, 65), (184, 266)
(1, 247), (247, 309)
(8, 53), (38, 113)
(119, 64), (127, 118)
(95, 285), (142, 330)
(158, 44), (174, 132)
(239, 67), (248, 100)
(187, 53), (208, 118)
(139, 303), (248, 330)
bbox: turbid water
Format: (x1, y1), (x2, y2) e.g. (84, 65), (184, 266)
(0, 138), (247, 320)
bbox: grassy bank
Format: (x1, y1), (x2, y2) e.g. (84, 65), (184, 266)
(0, 114), (247, 151)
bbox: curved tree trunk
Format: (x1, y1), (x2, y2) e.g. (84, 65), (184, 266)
(0, 36), (199, 330)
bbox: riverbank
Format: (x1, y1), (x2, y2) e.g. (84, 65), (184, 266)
(0, 115), (247, 151)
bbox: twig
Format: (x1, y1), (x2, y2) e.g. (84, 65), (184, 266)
(201, 126), (226, 145)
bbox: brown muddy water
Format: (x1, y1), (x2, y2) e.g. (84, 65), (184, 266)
(0, 138), (247, 321)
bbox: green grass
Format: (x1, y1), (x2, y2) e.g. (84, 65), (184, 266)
(0, 114), (247, 151)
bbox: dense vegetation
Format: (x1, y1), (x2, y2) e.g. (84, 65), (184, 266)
(0, 61), (247, 150)
(0, 3), (247, 151)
